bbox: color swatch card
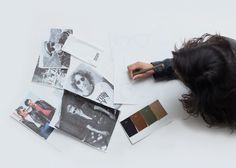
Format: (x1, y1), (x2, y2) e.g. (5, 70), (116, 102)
(120, 100), (171, 144)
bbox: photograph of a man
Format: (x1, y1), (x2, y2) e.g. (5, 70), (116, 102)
(15, 106), (54, 139)
(59, 90), (120, 151)
(24, 98), (55, 120)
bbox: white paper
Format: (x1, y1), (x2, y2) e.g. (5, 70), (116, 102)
(110, 33), (161, 104)
(62, 35), (103, 67)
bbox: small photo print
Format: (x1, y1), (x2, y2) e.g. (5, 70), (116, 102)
(12, 93), (56, 139)
(32, 57), (68, 89)
(58, 90), (120, 151)
(64, 58), (116, 108)
(38, 28), (73, 69)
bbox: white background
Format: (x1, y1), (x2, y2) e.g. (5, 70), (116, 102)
(1, 0), (236, 167)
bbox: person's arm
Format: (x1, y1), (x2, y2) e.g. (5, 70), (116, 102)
(93, 105), (116, 120)
(86, 125), (109, 136)
(151, 58), (177, 81)
(127, 58), (177, 80)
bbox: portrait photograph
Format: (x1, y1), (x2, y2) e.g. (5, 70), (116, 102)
(58, 90), (120, 151)
(64, 58), (117, 108)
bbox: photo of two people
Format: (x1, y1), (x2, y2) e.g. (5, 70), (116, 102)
(13, 94), (56, 139)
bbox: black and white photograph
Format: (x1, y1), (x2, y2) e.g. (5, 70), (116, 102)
(32, 57), (68, 89)
(64, 58), (117, 108)
(58, 90), (120, 151)
(11, 93), (55, 139)
(38, 28), (73, 69)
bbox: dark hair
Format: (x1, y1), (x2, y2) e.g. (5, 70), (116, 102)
(173, 34), (236, 128)
(71, 70), (95, 96)
(24, 99), (31, 106)
(16, 106), (24, 115)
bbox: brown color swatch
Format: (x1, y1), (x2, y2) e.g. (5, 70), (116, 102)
(149, 100), (167, 120)
(130, 112), (147, 131)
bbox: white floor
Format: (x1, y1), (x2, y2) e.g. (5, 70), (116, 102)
(1, 0), (236, 168)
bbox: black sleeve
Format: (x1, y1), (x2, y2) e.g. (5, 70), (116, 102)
(151, 58), (177, 81)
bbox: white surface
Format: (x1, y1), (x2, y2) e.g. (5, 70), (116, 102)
(1, 0), (236, 168)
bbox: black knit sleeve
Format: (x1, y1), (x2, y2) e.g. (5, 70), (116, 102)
(151, 58), (177, 81)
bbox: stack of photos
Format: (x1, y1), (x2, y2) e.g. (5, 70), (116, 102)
(58, 90), (120, 151)
(120, 100), (170, 144)
(32, 28), (73, 89)
(11, 93), (55, 139)
(13, 27), (122, 151)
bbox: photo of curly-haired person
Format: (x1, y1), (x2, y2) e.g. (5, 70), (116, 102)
(64, 59), (120, 109)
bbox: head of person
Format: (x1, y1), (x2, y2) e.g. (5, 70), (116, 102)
(66, 104), (83, 116)
(16, 106), (28, 118)
(25, 99), (34, 107)
(172, 34), (236, 128)
(44, 41), (55, 56)
(71, 71), (95, 97)
(58, 30), (72, 45)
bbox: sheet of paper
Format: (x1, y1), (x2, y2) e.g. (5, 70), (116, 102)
(62, 35), (103, 67)
(110, 33), (162, 104)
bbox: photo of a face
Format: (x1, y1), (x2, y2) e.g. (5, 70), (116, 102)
(66, 104), (83, 116)
(64, 59), (117, 109)
(71, 71), (94, 96)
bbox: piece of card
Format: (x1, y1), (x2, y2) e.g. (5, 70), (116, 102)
(58, 90), (120, 151)
(11, 92), (56, 139)
(120, 100), (171, 144)
(62, 35), (103, 66)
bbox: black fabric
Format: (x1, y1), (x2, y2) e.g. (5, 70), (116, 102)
(120, 117), (138, 137)
(151, 58), (177, 81)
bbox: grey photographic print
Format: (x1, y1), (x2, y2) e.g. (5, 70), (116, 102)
(64, 57), (117, 108)
(32, 57), (68, 89)
(59, 90), (120, 151)
(38, 28), (73, 69)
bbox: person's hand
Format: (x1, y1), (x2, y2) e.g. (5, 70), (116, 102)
(127, 61), (155, 80)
